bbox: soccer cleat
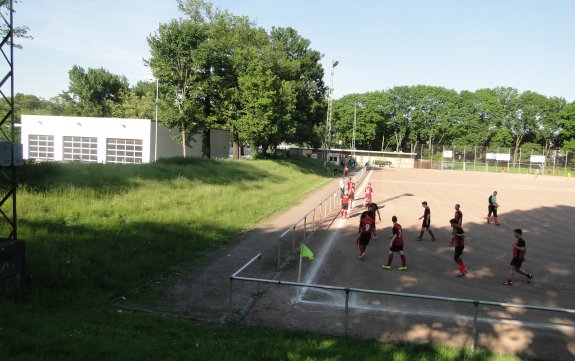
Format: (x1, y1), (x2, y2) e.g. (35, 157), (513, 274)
(415, 237), (421, 241)
(432, 238), (436, 242)
(502, 281), (512, 286)
(382, 265), (392, 270)
(527, 274), (533, 283)
(457, 272), (466, 278)
(398, 266), (408, 271)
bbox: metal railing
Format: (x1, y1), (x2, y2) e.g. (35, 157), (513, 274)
(229, 254), (575, 351)
(275, 166), (368, 270)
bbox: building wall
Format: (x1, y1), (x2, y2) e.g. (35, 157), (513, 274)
(21, 115), (230, 163)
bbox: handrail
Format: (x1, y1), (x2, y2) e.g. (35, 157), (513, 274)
(229, 265), (575, 351)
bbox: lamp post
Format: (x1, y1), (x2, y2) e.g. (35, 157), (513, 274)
(147, 77), (159, 162)
(352, 102), (365, 159)
(324, 59), (339, 172)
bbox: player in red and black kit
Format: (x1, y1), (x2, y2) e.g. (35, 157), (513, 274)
(417, 201), (436, 241)
(356, 210), (376, 260)
(367, 201), (382, 224)
(382, 216), (407, 270)
(502, 229), (533, 286)
(448, 204), (463, 246)
(340, 192), (350, 219)
(450, 218), (468, 277)
(364, 182), (373, 208)
(349, 183), (356, 211)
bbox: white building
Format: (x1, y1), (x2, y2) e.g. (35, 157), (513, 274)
(20, 115), (230, 164)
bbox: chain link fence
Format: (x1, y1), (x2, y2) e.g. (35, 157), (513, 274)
(413, 144), (575, 177)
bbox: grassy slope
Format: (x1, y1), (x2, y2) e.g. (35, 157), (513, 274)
(0, 158), (532, 361)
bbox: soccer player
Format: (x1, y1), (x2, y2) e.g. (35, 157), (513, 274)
(450, 218), (468, 277)
(382, 216), (407, 270)
(344, 165), (349, 177)
(356, 210), (376, 260)
(340, 191), (350, 219)
(339, 177), (345, 198)
(502, 229), (533, 286)
(364, 182), (373, 207)
(448, 204), (463, 246)
(367, 201), (382, 223)
(349, 183), (356, 210)
(416, 201), (436, 241)
(486, 191), (500, 225)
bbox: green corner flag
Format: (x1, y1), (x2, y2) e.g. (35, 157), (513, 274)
(301, 244), (314, 260)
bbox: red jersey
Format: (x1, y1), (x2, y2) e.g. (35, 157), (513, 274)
(365, 186), (373, 198)
(392, 223), (404, 246)
(513, 237), (526, 259)
(342, 194), (350, 205)
(451, 226), (464, 246)
(347, 180), (353, 191)
(454, 210), (462, 225)
(349, 187), (355, 197)
(360, 216), (375, 234)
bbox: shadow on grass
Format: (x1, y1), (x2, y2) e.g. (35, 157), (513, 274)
(12, 157), (332, 194)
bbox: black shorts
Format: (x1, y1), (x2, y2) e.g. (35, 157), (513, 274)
(342, 203), (349, 210)
(359, 233), (371, 246)
(454, 245), (464, 257)
(510, 257), (524, 268)
(422, 219), (430, 228)
(349, 194), (355, 201)
(390, 244), (403, 252)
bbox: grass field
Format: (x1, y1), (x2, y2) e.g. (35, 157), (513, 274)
(0, 158), (538, 361)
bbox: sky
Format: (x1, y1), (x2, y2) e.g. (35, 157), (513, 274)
(12, 0), (575, 102)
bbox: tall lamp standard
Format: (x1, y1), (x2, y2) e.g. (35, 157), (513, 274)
(352, 102), (364, 159)
(147, 77), (159, 162)
(324, 59), (339, 172)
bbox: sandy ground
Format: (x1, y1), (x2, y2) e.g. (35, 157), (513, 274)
(125, 167), (575, 361)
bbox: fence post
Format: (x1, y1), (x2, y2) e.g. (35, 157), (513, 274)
(471, 301), (479, 351)
(344, 288), (350, 336)
(303, 216), (307, 241)
(292, 225), (296, 255)
(519, 148), (522, 173)
(312, 209), (316, 232)
(463, 146), (466, 172)
(566, 151), (569, 176)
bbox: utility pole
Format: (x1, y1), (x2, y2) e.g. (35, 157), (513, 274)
(324, 59), (338, 172)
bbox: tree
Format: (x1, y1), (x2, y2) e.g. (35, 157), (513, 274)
(108, 81), (156, 120)
(559, 101), (575, 152)
(1, 1), (32, 49)
(62, 66), (129, 117)
(146, 18), (209, 156)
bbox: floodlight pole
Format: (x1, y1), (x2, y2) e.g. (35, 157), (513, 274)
(352, 103), (356, 157)
(147, 77), (159, 162)
(324, 60), (338, 172)
(154, 78), (158, 162)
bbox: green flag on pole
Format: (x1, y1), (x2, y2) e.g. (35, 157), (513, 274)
(301, 244), (314, 260)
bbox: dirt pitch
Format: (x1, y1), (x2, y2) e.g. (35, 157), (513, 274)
(132, 168), (575, 361)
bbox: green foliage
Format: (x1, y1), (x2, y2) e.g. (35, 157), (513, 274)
(61, 66), (130, 117)
(331, 86), (571, 154)
(0, 159), (533, 361)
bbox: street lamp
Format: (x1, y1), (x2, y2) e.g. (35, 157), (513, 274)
(147, 77), (159, 162)
(324, 59), (339, 172)
(352, 102), (364, 158)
